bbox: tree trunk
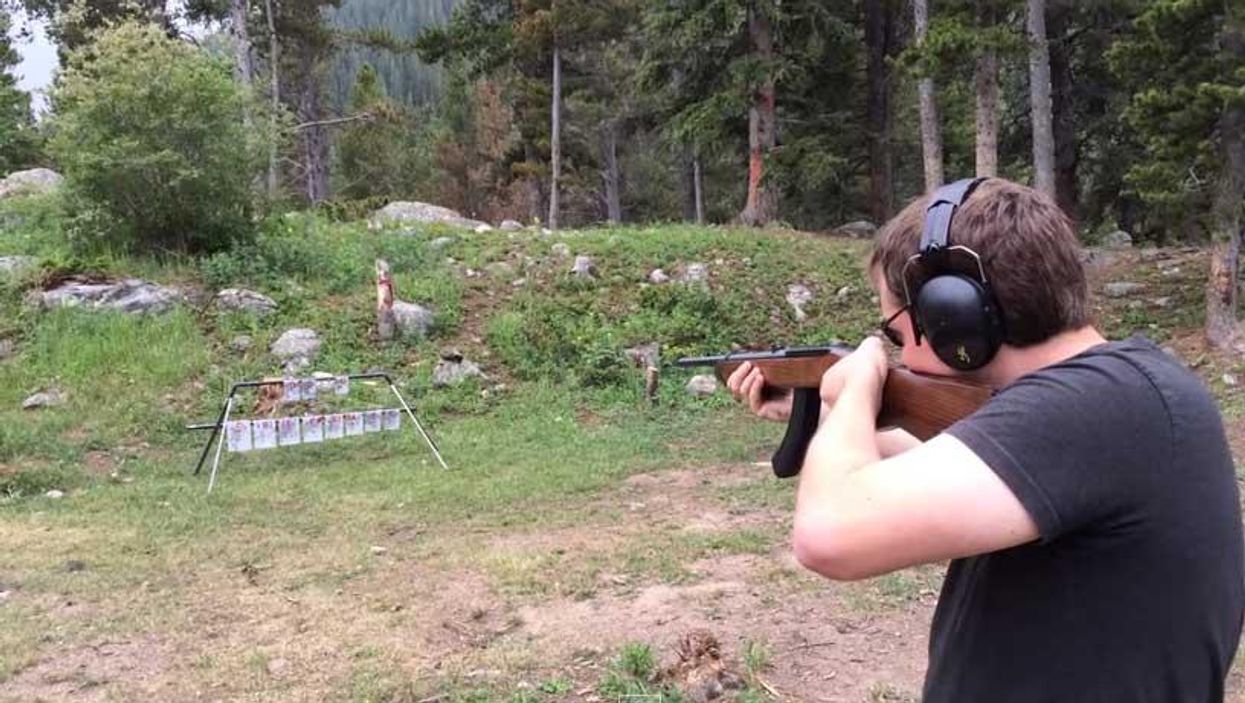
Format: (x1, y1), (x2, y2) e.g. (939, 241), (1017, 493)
(375, 259), (395, 342)
(299, 67), (330, 204)
(265, 0), (280, 199)
(1049, 2), (1078, 219)
(974, 0), (999, 178)
(913, 0), (943, 191)
(738, 1), (778, 226)
(1027, 0), (1056, 198)
(1205, 2), (1245, 350)
(231, 0), (253, 94)
(601, 121), (622, 224)
(865, 0), (895, 222)
(693, 148), (705, 225)
(681, 144), (697, 222)
(524, 142), (545, 224)
(548, 45), (562, 231)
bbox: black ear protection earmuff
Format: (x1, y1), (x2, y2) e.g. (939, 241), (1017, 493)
(901, 178), (1005, 371)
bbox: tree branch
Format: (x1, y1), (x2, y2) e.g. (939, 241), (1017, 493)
(292, 112), (374, 131)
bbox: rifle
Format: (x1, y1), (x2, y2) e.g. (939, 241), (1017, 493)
(676, 344), (993, 478)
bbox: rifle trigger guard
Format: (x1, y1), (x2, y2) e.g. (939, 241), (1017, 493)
(771, 388), (821, 478)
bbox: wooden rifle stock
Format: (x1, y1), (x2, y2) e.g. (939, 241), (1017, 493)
(676, 345), (993, 478)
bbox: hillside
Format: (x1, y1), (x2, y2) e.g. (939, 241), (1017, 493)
(1, 196), (1243, 701)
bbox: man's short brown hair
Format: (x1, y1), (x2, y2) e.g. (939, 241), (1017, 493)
(869, 179), (1091, 347)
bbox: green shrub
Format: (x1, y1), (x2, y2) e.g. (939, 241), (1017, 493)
(48, 21), (266, 254)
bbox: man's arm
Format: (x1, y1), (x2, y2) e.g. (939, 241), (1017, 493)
(792, 341), (1038, 581)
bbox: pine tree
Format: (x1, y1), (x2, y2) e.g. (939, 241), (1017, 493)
(0, 8), (40, 173)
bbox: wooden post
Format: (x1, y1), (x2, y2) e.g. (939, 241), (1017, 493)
(376, 259), (395, 341)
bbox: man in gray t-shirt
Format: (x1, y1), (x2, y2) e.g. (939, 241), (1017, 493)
(727, 178), (1244, 701)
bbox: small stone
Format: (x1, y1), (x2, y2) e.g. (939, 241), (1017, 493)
(686, 374), (718, 397)
(551, 242), (571, 258)
(836, 285), (854, 300)
(500, 220), (523, 232)
(1223, 374), (1238, 387)
(370, 546), (388, 555)
(266, 658), (289, 676)
(648, 269), (669, 284)
(571, 255), (596, 279)
(681, 263), (709, 284)
(45, 489), (65, 499)
(0, 338), (14, 360)
(1103, 282), (1145, 298)
(229, 335), (253, 353)
(1151, 297), (1171, 308)
(1102, 230), (1133, 249)
(474, 223), (493, 233)
(429, 237), (455, 250)
(65, 559), (86, 572)
(22, 389), (64, 410)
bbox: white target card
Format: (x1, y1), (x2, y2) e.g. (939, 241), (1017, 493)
(383, 409), (401, 431)
(364, 410), (382, 433)
(334, 375), (350, 396)
(344, 412), (364, 436)
(253, 419), (278, 449)
(283, 378), (303, 404)
(226, 420), (252, 452)
(299, 378), (317, 402)
(278, 417), (302, 446)
(325, 413), (345, 440)
(302, 415), (324, 443)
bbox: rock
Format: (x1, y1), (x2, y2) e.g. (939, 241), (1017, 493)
(368, 201), (489, 231)
(1102, 230), (1133, 249)
(0, 255), (35, 277)
(46, 489), (64, 499)
(37, 278), (185, 315)
(484, 261), (515, 278)
(0, 338), (13, 360)
(834, 220), (878, 239)
(271, 329), (321, 372)
(1224, 374), (1238, 387)
(266, 658), (289, 676)
(679, 263), (709, 284)
(685, 375), (718, 397)
(22, 388), (65, 409)
(648, 269), (669, 284)
(65, 559), (86, 572)
(836, 285), (854, 301)
(1151, 297), (1172, 308)
(432, 351), (487, 388)
(500, 220), (523, 232)
(0, 168), (63, 199)
(429, 236), (455, 250)
(1103, 282), (1145, 298)
(551, 242), (571, 258)
(571, 255), (596, 279)
(625, 343), (661, 369)
(215, 288), (277, 316)
(1161, 267), (1182, 277)
(786, 283), (814, 321)
(393, 301), (434, 339)
(370, 546), (388, 555)
(1080, 248), (1121, 272)
(474, 223), (493, 233)
(228, 335), (253, 353)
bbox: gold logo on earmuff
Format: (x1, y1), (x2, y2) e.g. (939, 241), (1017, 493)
(957, 345), (971, 365)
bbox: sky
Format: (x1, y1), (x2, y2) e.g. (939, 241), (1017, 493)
(10, 9), (56, 115)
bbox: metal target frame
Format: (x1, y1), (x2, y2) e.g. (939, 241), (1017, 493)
(188, 371), (447, 493)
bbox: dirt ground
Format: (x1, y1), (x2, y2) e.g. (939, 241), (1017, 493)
(6, 461), (1245, 702)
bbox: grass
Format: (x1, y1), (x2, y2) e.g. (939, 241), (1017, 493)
(1, 198), (1242, 700)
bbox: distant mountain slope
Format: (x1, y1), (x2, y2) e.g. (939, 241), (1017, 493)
(328, 0), (460, 110)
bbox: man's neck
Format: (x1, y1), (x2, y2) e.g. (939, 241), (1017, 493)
(976, 326), (1108, 388)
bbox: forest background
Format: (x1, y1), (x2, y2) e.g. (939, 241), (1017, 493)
(0, 0), (1240, 342)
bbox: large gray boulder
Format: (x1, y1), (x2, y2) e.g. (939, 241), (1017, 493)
(432, 348), (487, 388)
(36, 278), (184, 314)
(834, 220), (878, 239)
(393, 301), (434, 339)
(271, 328), (321, 372)
(0, 169), (63, 199)
(369, 202), (489, 231)
(215, 288), (278, 316)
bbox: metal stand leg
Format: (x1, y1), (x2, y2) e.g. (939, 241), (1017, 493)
(388, 383), (449, 470)
(207, 397), (235, 494)
(193, 393), (233, 476)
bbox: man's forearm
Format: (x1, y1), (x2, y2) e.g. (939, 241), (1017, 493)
(796, 385), (882, 514)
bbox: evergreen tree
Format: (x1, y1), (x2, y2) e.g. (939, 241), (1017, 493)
(0, 8), (41, 173)
(337, 63), (409, 199)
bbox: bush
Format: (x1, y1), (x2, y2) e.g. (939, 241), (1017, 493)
(48, 21), (265, 254)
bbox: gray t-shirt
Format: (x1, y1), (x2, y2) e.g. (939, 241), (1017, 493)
(927, 337), (1244, 702)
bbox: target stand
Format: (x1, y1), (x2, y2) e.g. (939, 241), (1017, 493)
(187, 371), (448, 493)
